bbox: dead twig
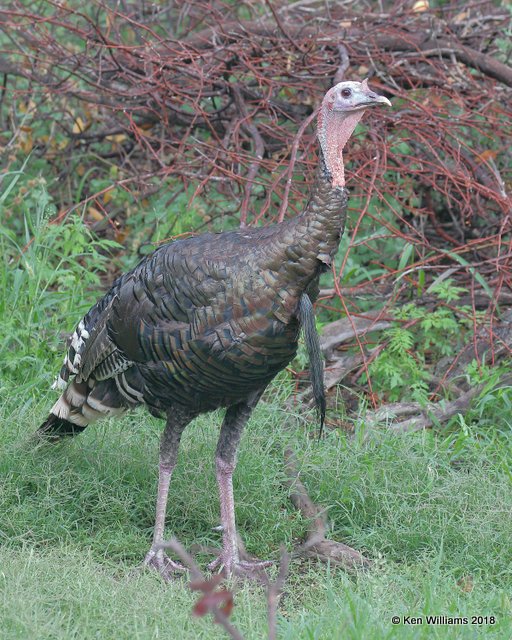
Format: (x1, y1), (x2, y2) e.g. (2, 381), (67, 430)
(283, 447), (371, 571)
(159, 537), (244, 640)
(277, 107), (318, 223)
(333, 44), (350, 85)
(164, 538), (293, 640)
(231, 84), (266, 227)
(266, 548), (290, 640)
(374, 384), (485, 433)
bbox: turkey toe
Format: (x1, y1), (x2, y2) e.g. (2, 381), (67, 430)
(144, 547), (186, 580)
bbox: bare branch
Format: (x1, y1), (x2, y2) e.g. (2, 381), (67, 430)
(283, 448), (370, 571)
(159, 538), (245, 640)
(267, 547), (290, 640)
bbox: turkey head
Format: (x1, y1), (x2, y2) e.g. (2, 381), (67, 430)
(317, 79), (391, 188)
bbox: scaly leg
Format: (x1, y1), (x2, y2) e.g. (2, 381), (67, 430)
(144, 407), (196, 580)
(208, 391), (271, 579)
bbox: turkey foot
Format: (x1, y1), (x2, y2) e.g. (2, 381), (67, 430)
(206, 531), (272, 582)
(144, 545), (186, 580)
(207, 551), (272, 582)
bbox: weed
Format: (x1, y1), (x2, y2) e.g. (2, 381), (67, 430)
(0, 172), (119, 390)
(362, 280), (476, 403)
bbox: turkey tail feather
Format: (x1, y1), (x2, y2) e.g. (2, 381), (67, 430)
(37, 414), (88, 440)
(299, 293), (326, 437)
(37, 379), (128, 441)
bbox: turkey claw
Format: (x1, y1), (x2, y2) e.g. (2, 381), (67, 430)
(208, 555), (272, 582)
(144, 546), (186, 581)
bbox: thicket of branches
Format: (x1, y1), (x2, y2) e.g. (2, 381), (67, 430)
(1, 0), (511, 415)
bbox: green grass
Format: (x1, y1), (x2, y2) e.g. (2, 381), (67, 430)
(1, 176), (511, 638)
(1, 389), (511, 639)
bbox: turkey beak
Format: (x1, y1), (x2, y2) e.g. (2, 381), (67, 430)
(332, 86), (392, 112)
(363, 91), (391, 107)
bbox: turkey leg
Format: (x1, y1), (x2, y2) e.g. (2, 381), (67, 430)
(209, 392), (271, 579)
(144, 407), (196, 580)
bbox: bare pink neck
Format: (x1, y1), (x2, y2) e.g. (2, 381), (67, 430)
(318, 109), (365, 188)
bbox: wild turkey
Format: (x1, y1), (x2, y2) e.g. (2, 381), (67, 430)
(38, 80), (390, 579)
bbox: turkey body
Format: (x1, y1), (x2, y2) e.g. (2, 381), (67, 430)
(73, 225), (307, 418)
(47, 169), (348, 431)
(118, 230), (301, 414)
(39, 170), (348, 580)
(37, 79), (390, 579)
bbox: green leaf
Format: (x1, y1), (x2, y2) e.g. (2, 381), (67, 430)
(440, 250), (496, 308)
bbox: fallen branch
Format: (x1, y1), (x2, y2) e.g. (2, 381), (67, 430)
(364, 372), (512, 433)
(320, 315), (392, 356)
(376, 384), (485, 433)
(283, 447), (370, 571)
(324, 353), (364, 392)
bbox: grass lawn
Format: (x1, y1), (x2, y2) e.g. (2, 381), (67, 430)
(1, 384), (511, 639)
(1, 3), (512, 635)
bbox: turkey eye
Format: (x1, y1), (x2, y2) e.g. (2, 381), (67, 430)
(341, 88), (352, 98)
